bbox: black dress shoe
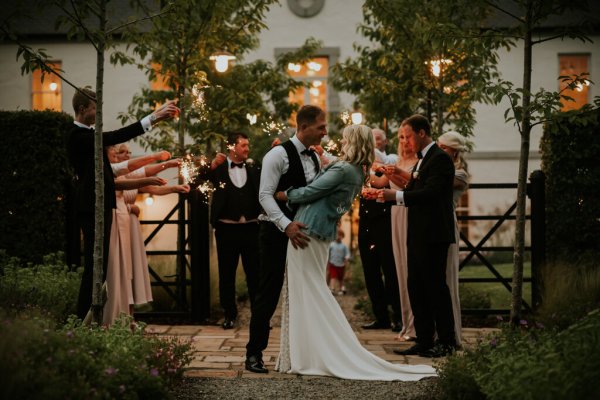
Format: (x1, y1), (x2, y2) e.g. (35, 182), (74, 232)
(222, 318), (235, 330)
(245, 355), (268, 374)
(420, 343), (457, 358)
(393, 343), (432, 356)
(362, 321), (391, 329)
(391, 321), (402, 333)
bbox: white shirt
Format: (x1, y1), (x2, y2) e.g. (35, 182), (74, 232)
(227, 156), (247, 188)
(259, 135), (320, 232)
(395, 140), (435, 206)
(375, 148), (398, 165)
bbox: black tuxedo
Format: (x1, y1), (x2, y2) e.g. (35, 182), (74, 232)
(358, 197), (401, 325)
(207, 161), (262, 320)
(404, 143), (456, 347)
(246, 140), (311, 359)
(66, 121), (146, 318)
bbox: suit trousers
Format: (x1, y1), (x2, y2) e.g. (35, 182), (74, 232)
(407, 241), (456, 347)
(214, 222), (259, 320)
(76, 209), (112, 319)
(246, 221), (289, 358)
(358, 215), (401, 324)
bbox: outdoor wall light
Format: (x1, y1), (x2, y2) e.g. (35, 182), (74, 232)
(210, 52), (236, 73)
(351, 111), (363, 125)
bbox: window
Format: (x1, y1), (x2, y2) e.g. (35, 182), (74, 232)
(559, 54), (591, 111)
(287, 57), (329, 126)
(32, 61), (61, 111)
(150, 62), (170, 91)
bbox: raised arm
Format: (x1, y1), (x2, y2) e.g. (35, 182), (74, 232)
(144, 158), (180, 177)
(114, 176), (167, 190)
(139, 184), (190, 195)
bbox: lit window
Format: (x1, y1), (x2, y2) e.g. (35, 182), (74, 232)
(32, 61), (61, 111)
(150, 62), (170, 91)
(559, 54), (591, 111)
(287, 57), (329, 126)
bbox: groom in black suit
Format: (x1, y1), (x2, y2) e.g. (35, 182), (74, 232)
(380, 114), (457, 357)
(66, 87), (178, 318)
(245, 105), (326, 373)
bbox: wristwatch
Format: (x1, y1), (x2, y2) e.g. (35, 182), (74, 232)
(150, 114), (157, 124)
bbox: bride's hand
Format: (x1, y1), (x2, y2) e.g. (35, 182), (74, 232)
(275, 191), (288, 202)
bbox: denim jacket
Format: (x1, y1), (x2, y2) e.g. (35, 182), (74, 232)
(286, 160), (364, 241)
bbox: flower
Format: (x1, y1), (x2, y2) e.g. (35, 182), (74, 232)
(150, 368), (159, 377)
(104, 367), (118, 376)
(246, 158), (254, 166)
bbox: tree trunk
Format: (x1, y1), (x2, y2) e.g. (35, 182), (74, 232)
(91, 0), (107, 325)
(510, 0), (533, 326)
(176, 56), (187, 308)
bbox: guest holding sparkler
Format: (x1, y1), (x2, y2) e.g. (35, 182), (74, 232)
(114, 143), (189, 315)
(66, 86), (179, 319)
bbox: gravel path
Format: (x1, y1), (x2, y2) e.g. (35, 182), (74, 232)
(169, 291), (442, 399)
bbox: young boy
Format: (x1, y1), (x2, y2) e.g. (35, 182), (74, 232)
(327, 229), (350, 295)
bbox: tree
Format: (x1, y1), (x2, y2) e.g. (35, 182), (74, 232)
(2, 0), (170, 323)
(118, 0), (320, 158)
(485, 0), (596, 325)
(332, 0), (511, 136)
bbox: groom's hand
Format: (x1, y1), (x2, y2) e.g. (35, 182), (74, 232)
(285, 221), (310, 249)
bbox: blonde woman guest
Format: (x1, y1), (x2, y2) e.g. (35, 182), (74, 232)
(273, 125), (435, 381)
(437, 131), (470, 347)
(103, 146), (168, 326)
(115, 143), (188, 310)
(375, 127), (420, 342)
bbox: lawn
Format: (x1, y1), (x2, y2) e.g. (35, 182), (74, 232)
(459, 262), (532, 310)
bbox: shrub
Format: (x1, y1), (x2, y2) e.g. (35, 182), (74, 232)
(0, 110), (74, 263)
(541, 106), (600, 263)
(0, 251), (80, 322)
(437, 309), (600, 400)
(0, 313), (193, 400)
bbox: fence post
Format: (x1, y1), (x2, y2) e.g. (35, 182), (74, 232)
(189, 191), (211, 322)
(528, 170), (545, 309)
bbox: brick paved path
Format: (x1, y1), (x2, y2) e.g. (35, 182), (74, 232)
(145, 323), (498, 378)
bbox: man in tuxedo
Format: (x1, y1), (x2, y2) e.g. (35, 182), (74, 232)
(359, 128), (402, 332)
(66, 87), (178, 319)
(379, 114), (457, 357)
(245, 105), (325, 373)
(207, 132), (262, 330)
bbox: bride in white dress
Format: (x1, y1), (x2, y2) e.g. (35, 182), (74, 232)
(273, 125), (436, 381)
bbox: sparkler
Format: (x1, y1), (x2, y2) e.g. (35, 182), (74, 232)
(179, 155), (199, 185)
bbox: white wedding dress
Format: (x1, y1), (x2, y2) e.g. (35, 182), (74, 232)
(276, 238), (437, 381)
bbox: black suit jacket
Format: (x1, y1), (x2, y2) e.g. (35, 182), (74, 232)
(404, 143), (455, 244)
(66, 122), (145, 214)
(208, 161), (261, 227)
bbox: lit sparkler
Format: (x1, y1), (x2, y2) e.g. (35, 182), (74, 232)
(180, 155), (199, 185)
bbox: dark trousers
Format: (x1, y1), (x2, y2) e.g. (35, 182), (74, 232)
(358, 215), (401, 324)
(214, 222), (260, 320)
(407, 241), (456, 347)
(246, 222), (288, 358)
(76, 209), (112, 319)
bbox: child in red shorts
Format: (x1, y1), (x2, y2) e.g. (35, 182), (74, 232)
(327, 229), (350, 295)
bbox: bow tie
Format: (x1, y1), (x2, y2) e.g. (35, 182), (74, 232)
(301, 149), (315, 156)
(417, 151), (423, 159)
(230, 162), (245, 168)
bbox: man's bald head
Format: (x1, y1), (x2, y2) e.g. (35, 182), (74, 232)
(372, 128), (388, 152)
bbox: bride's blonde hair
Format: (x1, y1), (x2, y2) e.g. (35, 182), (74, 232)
(339, 124), (375, 178)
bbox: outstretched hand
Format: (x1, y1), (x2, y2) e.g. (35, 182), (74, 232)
(211, 153), (227, 170)
(152, 99), (180, 123)
(155, 150), (171, 161)
(285, 221), (310, 249)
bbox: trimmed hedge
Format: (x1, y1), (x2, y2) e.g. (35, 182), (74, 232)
(541, 107), (600, 263)
(0, 110), (73, 263)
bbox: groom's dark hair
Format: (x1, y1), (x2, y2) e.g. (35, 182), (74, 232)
(402, 114), (431, 136)
(296, 105), (324, 128)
